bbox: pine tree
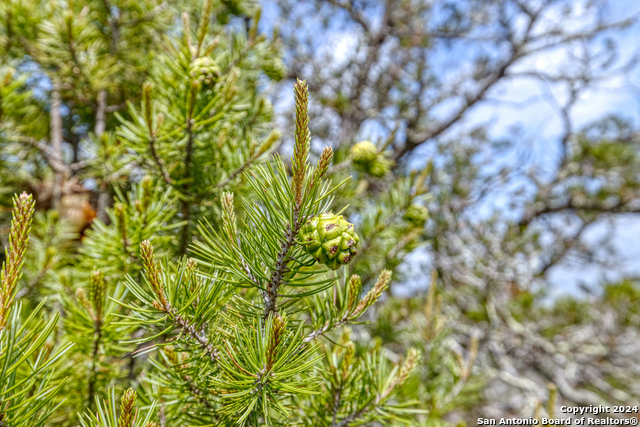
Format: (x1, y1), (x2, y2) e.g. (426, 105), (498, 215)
(0, 1), (477, 425)
(109, 79), (421, 425)
(0, 81), (425, 426)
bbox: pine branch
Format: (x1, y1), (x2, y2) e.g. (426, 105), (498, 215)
(304, 272), (390, 342)
(179, 83), (198, 255)
(140, 241), (219, 363)
(163, 347), (217, 410)
(87, 271), (106, 408)
(333, 349), (419, 427)
(142, 82), (171, 185)
(215, 127), (283, 190)
(264, 80), (311, 317)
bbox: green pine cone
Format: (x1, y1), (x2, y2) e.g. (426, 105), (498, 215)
(262, 59), (286, 81)
(298, 213), (359, 270)
(404, 204), (429, 227)
(350, 141), (393, 177)
(368, 155), (393, 177)
(350, 141), (378, 164)
(189, 57), (221, 86)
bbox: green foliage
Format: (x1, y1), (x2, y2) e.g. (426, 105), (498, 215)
(0, 194), (74, 427)
(107, 80), (420, 425)
(80, 178), (181, 279)
(370, 275), (484, 426)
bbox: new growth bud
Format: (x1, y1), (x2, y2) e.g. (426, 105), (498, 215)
(140, 240), (168, 309)
(118, 388), (137, 427)
(0, 193), (35, 331)
(351, 270), (392, 319)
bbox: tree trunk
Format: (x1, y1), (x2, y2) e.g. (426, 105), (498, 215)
(95, 89), (110, 223)
(50, 82), (64, 209)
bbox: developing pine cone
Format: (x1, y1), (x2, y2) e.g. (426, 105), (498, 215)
(298, 213), (359, 270)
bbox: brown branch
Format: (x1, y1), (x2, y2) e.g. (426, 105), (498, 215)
(50, 83), (64, 209)
(395, 51), (520, 160)
(264, 223), (300, 317)
(518, 198), (640, 228)
(148, 135), (172, 185)
(179, 84), (198, 255)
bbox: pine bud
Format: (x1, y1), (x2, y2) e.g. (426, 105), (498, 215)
(314, 146), (333, 183)
(397, 348), (419, 384)
(0, 192), (35, 331)
(142, 82), (154, 134)
(346, 275), (362, 313)
(164, 345), (178, 365)
(266, 313), (287, 371)
(114, 203), (127, 243)
(90, 270), (106, 320)
(351, 270), (391, 318)
(341, 341), (355, 381)
(141, 176), (154, 212)
(221, 192), (237, 244)
(140, 240), (168, 309)
(293, 79), (310, 207)
(258, 129), (281, 156)
(76, 288), (92, 314)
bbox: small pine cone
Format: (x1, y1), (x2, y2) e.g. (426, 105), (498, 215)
(298, 213), (359, 270)
(403, 204), (429, 227)
(262, 58), (286, 81)
(350, 141), (393, 177)
(368, 155), (393, 177)
(189, 57), (221, 86)
(349, 141), (377, 164)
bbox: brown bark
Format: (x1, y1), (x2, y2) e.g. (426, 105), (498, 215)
(50, 83), (64, 209)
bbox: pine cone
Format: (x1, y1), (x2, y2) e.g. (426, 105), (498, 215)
(368, 156), (393, 177)
(262, 59), (286, 81)
(298, 213), (359, 270)
(350, 141), (393, 177)
(404, 204), (429, 227)
(350, 141), (378, 164)
(189, 57), (221, 86)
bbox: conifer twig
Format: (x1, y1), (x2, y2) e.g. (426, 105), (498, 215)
(87, 271), (106, 407)
(264, 80), (311, 317)
(140, 240), (219, 363)
(304, 272), (390, 342)
(332, 349), (419, 427)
